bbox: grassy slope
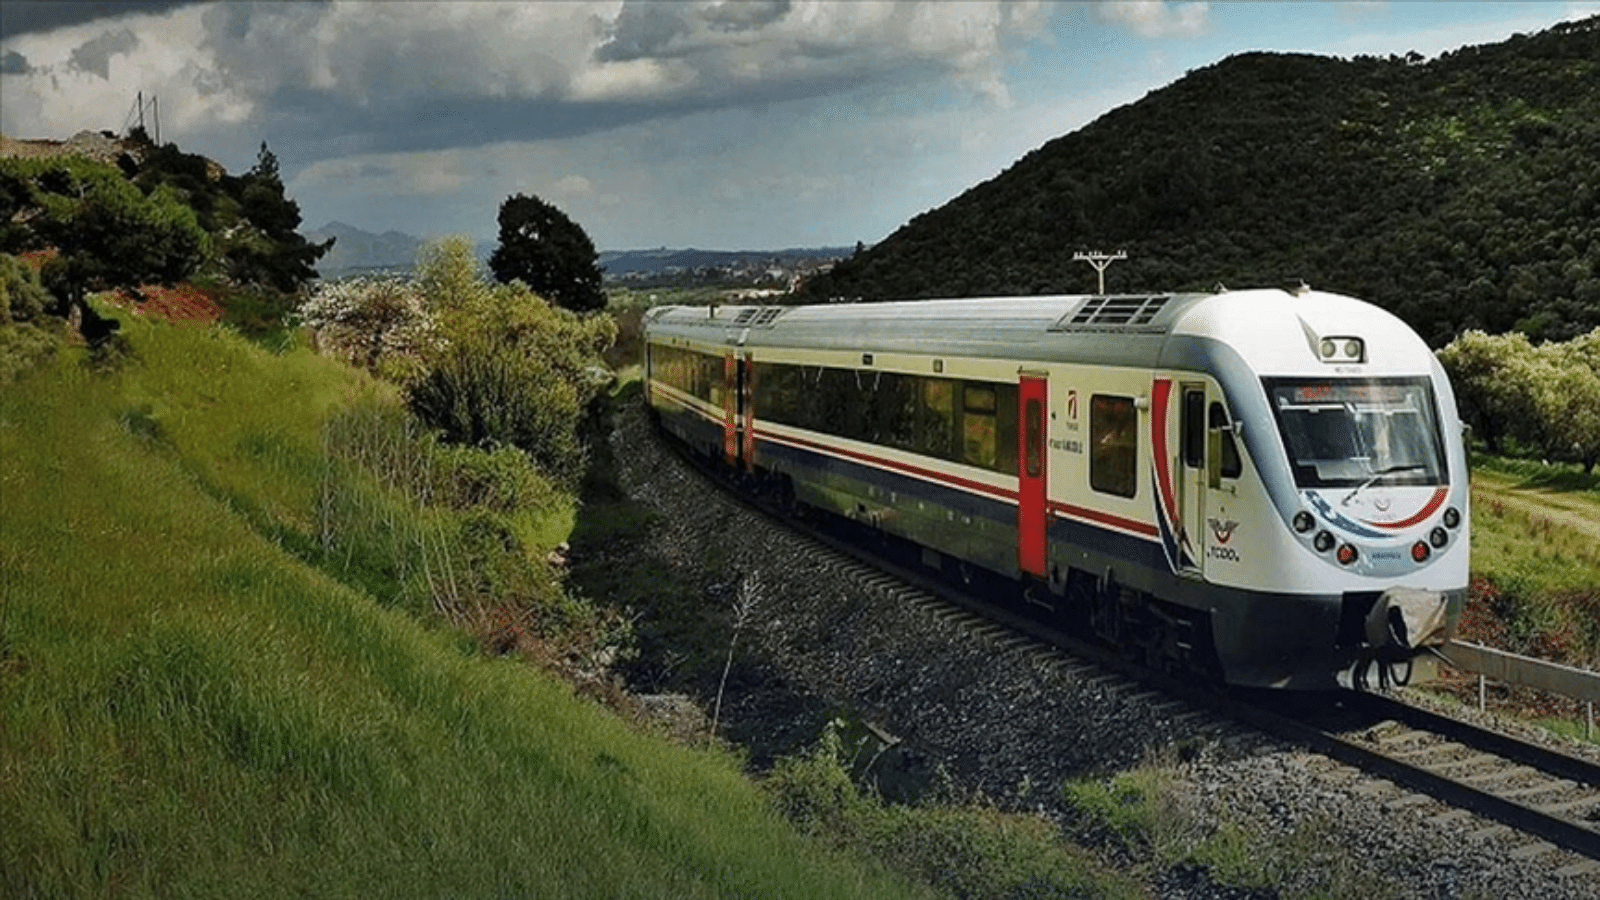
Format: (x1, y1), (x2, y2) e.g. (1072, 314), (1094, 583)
(0, 316), (926, 899)
(1464, 459), (1600, 666)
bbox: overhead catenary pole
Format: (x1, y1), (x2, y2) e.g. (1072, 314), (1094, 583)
(1073, 250), (1127, 295)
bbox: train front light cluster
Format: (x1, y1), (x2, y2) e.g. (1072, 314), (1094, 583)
(1318, 336), (1366, 363)
(1297, 504), (1463, 567)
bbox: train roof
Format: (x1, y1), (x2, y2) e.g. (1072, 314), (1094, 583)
(646, 293), (1201, 349)
(644, 289), (1431, 375)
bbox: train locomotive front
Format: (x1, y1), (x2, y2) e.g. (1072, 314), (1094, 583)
(643, 289), (1468, 690)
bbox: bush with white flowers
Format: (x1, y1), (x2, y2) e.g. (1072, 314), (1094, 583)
(299, 276), (438, 384)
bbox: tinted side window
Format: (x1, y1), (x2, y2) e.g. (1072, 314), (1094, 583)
(1090, 394), (1137, 498)
(1209, 402), (1243, 479)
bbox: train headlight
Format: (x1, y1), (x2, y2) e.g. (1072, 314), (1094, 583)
(1430, 527), (1449, 549)
(1314, 530), (1335, 553)
(1412, 541), (1431, 563)
(1443, 506), (1461, 529)
(1293, 511), (1315, 533)
(1336, 543), (1359, 565)
(1318, 335), (1365, 363)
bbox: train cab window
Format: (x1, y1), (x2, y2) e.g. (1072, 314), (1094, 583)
(1090, 394), (1138, 498)
(1209, 402), (1243, 479)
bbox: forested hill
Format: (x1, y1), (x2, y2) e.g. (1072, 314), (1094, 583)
(800, 16), (1599, 346)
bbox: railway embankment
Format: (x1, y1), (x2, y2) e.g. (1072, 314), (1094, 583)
(0, 313), (938, 900)
(594, 393), (1600, 898)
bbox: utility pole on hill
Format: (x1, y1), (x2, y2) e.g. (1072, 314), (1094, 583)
(1073, 250), (1126, 295)
(127, 92), (160, 144)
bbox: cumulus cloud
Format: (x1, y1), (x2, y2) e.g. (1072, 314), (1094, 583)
(1091, 0), (1211, 38)
(0, 5), (250, 142)
(0, 1), (1108, 160)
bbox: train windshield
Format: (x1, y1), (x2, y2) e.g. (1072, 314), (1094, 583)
(1264, 377), (1447, 489)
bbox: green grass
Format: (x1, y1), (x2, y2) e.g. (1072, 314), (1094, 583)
(768, 723), (1140, 900)
(1467, 458), (1600, 661)
(1059, 760), (1400, 900)
(0, 314), (928, 899)
(1469, 451), (1600, 494)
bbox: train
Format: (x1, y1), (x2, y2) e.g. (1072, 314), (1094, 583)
(642, 287), (1469, 690)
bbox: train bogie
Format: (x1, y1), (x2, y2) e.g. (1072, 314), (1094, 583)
(643, 289), (1469, 690)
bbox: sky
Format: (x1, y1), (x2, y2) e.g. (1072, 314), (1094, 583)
(2, 1), (1596, 252)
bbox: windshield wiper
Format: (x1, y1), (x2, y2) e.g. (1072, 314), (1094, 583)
(1342, 464), (1425, 505)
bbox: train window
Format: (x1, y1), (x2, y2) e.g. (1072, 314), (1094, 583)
(740, 364), (1021, 476)
(878, 372), (918, 450)
(708, 355), (727, 409)
(1209, 402), (1243, 479)
(961, 384), (998, 469)
(1024, 399), (1042, 478)
(1182, 389), (1205, 468)
(653, 345), (718, 403)
(920, 379), (956, 460)
(995, 383), (1018, 476)
(753, 362), (797, 426)
(817, 368), (864, 440)
(1090, 394), (1138, 498)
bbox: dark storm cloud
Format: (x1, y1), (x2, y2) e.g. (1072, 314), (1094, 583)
(254, 92), (687, 172)
(1, 49), (33, 74)
(67, 27), (137, 79)
(0, 0), (203, 40)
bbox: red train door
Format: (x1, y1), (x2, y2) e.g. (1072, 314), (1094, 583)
(1018, 375), (1049, 578)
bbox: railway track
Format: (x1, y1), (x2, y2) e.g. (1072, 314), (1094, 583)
(1275, 693), (1600, 872)
(719, 465), (1600, 873)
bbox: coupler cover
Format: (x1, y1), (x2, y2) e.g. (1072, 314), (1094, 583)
(1365, 587), (1451, 660)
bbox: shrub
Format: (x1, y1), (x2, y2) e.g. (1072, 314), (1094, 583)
(298, 276), (436, 383)
(1, 252), (50, 323)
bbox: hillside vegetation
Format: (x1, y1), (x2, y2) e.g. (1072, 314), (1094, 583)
(0, 312), (940, 898)
(803, 16), (1600, 347)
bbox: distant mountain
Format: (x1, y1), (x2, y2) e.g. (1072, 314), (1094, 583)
(304, 222), (426, 277)
(801, 16), (1600, 345)
(303, 222), (497, 278)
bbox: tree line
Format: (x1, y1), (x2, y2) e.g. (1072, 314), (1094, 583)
(1437, 328), (1600, 472)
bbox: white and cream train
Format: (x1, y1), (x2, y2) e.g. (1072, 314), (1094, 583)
(643, 288), (1469, 690)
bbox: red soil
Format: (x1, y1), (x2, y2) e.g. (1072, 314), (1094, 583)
(104, 282), (226, 324)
